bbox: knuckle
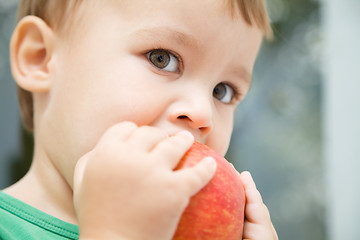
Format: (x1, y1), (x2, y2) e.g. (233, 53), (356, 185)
(181, 170), (210, 195)
(112, 121), (137, 132)
(158, 137), (187, 157)
(187, 175), (204, 190)
(177, 134), (193, 146)
(136, 125), (167, 139)
(120, 121), (138, 128)
(164, 182), (190, 209)
(102, 121), (137, 140)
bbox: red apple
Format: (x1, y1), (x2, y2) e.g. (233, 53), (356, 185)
(172, 141), (245, 240)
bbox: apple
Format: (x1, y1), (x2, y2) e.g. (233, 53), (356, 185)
(172, 141), (245, 240)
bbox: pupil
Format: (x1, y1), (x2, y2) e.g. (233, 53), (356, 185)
(149, 50), (170, 69)
(157, 55), (164, 63)
(214, 84), (226, 99)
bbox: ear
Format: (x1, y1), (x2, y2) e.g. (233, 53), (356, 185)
(10, 16), (55, 93)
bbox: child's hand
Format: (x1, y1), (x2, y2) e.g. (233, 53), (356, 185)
(240, 171), (278, 240)
(73, 122), (217, 240)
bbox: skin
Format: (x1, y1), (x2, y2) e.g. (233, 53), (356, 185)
(4, 0), (278, 239)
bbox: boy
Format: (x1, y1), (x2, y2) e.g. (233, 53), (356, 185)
(0, 0), (278, 239)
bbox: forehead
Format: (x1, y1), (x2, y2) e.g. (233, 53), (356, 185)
(66, 0), (262, 74)
(106, 0), (240, 29)
(82, 0), (251, 31)
(86, 0), (262, 49)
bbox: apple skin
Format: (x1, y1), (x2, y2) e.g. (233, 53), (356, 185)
(172, 141), (245, 240)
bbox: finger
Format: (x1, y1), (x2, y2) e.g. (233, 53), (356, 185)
(240, 171), (271, 225)
(174, 157), (217, 196)
(246, 187), (264, 206)
(245, 198), (271, 224)
(240, 171), (257, 192)
(244, 204), (278, 239)
(242, 220), (274, 240)
(152, 130), (194, 169)
(240, 171), (278, 239)
(240, 171), (263, 204)
(127, 126), (168, 151)
(100, 121), (138, 143)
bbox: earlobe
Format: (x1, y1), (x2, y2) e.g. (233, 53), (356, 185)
(10, 16), (55, 93)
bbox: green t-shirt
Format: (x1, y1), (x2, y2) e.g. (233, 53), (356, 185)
(0, 191), (79, 239)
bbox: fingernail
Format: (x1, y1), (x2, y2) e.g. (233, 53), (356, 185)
(204, 157), (217, 168)
(178, 130), (194, 140)
(243, 171), (252, 179)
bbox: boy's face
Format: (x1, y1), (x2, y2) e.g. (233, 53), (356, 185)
(39, 0), (262, 183)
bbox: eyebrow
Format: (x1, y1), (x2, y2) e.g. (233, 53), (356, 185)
(129, 27), (201, 50)
(130, 26), (252, 83)
(231, 66), (252, 84)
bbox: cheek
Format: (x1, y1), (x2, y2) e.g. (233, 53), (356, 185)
(206, 114), (234, 156)
(47, 49), (170, 178)
(48, 86), (166, 187)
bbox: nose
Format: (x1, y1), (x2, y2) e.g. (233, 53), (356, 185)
(168, 95), (213, 136)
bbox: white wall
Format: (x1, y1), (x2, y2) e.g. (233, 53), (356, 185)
(322, 0), (360, 238)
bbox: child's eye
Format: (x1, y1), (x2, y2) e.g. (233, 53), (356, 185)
(147, 49), (179, 73)
(213, 83), (236, 104)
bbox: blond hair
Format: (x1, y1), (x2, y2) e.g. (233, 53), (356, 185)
(15, 0), (272, 132)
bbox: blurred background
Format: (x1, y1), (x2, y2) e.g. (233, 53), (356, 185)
(0, 0), (359, 239)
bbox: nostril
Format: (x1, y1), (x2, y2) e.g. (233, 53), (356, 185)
(176, 114), (212, 134)
(199, 126), (211, 134)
